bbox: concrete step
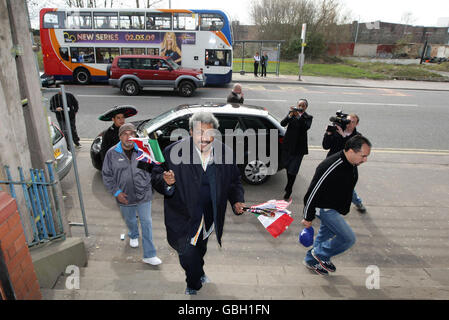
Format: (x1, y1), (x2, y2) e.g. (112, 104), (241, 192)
(45, 257), (449, 299)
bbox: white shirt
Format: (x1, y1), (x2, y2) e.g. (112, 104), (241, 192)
(254, 55), (260, 62)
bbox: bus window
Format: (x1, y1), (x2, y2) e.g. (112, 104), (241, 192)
(147, 48), (159, 55)
(173, 13), (198, 31)
(146, 12), (171, 30)
(70, 47), (95, 63)
(67, 11), (92, 29)
(96, 47), (120, 63)
(200, 14), (224, 31)
(43, 11), (65, 29)
(205, 49), (232, 67)
(59, 47), (69, 61)
(94, 12), (118, 29)
(119, 12), (144, 30)
(121, 48), (146, 55)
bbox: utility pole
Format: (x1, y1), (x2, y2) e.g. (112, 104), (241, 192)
(298, 23), (306, 81)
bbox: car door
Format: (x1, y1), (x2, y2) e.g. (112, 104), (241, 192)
(152, 58), (178, 88)
(133, 58), (156, 86)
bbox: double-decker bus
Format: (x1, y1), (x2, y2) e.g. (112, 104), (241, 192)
(39, 8), (233, 85)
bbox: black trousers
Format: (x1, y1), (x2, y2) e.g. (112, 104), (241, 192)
(254, 62), (259, 76)
(261, 64), (267, 77)
(57, 116), (80, 146)
(178, 236), (209, 290)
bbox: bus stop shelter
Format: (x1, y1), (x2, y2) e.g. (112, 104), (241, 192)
(232, 40), (285, 76)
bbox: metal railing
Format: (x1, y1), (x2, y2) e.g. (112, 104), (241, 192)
(0, 162), (65, 247)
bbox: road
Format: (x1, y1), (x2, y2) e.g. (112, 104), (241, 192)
(42, 82), (449, 151)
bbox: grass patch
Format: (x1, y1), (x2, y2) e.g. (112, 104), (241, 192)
(232, 58), (447, 80)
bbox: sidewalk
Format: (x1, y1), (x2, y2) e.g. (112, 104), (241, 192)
(231, 73), (449, 91)
(40, 146), (449, 300)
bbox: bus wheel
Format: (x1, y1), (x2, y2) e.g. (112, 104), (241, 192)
(178, 81), (195, 97)
(74, 68), (90, 85)
(121, 80), (139, 96)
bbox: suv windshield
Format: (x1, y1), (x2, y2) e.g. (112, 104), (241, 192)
(165, 57), (180, 70)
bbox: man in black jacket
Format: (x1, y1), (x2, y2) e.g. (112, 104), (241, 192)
(301, 135), (372, 275)
(322, 113), (366, 213)
(280, 99), (313, 200)
(226, 83), (244, 104)
(100, 113), (125, 163)
(49, 89), (80, 149)
(152, 112), (245, 295)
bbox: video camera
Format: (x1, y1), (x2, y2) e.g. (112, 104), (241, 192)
(327, 110), (351, 132)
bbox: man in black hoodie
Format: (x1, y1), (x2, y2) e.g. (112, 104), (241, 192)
(49, 88), (80, 149)
(301, 135), (371, 275)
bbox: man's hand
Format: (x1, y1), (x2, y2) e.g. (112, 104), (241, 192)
(233, 202), (245, 215)
(163, 170), (175, 186)
(335, 125), (344, 137)
(56, 107), (63, 112)
(301, 219), (312, 228)
(117, 192), (128, 205)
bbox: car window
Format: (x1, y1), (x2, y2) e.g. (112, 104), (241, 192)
(242, 116), (277, 130)
(50, 124), (63, 145)
(160, 117), (190, 137)
(214, 115), (241, 135)
(117, 58), (133, 69)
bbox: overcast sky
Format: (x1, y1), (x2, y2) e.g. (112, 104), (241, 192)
(33, 0), (449, 27)
(168, 0), (449, 26)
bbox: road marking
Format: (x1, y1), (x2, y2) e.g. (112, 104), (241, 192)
(309, 146), (449, 155)
(200, 97), (287, 102)
(77, 95), (161, 98)
(328, 101), (418, 107)
(80, 139), (449, 155)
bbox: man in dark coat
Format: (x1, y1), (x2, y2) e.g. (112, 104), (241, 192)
(152, 112), (245, 295)
(49, 88), (80, 149)
(280, 99), (313, 200)
(226, 83), (244, 104)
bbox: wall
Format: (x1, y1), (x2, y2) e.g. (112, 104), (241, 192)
(0, 191), (41, 300)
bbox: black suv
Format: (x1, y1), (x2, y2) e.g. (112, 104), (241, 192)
(91, 103), (286, 185)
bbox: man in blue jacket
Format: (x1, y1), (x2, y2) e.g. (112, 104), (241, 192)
(102, 123), (162, 266)
(152, 112), (245, 295)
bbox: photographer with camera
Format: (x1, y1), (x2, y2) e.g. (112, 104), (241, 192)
(322, 112), (366, 213)
(280, 99), (313, 200)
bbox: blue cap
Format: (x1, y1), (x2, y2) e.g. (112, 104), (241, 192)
(299, 227), (314, 247)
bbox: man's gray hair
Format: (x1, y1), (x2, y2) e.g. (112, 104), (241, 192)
(189, 111), (219, 130)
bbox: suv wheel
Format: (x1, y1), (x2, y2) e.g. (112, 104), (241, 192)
(74, 68), (90, 85)
(242, 160), (270, 185)
(178, 81), (195, 97)
(121, 80), (139, 96)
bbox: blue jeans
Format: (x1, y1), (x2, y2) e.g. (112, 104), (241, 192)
(305, 208), (356, 264)
(352, 190), (362, 206)
(119, 201), (157, 259)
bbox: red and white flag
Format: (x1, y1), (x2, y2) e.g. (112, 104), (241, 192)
(250, 199), (294, 238)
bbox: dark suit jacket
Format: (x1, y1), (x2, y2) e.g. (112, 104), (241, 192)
(227, 91), (244, 104)
(152, 137), (245, 253)
(280, 112), (313, 155)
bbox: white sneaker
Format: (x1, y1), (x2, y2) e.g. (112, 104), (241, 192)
(129, 238), (139, 248)
(142, 257), (162, 265)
